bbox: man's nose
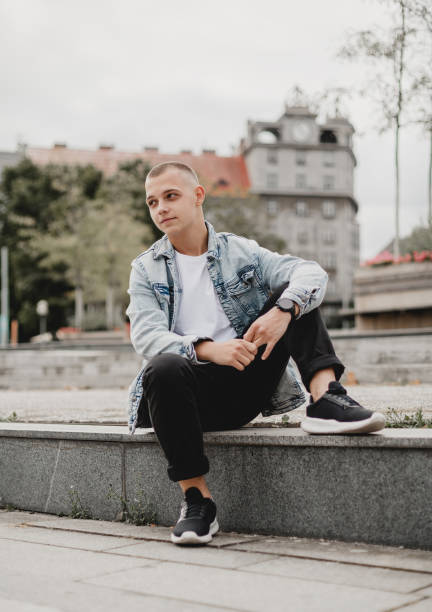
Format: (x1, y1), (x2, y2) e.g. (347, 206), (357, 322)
(158, 200), (170, 213)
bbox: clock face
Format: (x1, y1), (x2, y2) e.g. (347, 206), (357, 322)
(292, 121), (312, 142)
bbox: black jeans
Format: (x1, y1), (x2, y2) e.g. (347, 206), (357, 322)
(141, 284), (345, 482)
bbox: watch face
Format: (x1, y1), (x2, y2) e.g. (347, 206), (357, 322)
(292, 121), (312, 142)
(277, 298), (295, 312)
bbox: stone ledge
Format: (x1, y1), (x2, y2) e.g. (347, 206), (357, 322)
(1, 422), (431, 448)
(1, 424), (431, 550)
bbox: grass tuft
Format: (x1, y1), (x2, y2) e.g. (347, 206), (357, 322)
(107, 484), (158, 526)
(385, 408), (432, 428)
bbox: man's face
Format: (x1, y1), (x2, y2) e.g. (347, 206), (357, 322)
(145, 168), (204, 236)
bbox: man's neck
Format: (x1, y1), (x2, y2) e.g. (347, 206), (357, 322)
(169, 221), (209, 256)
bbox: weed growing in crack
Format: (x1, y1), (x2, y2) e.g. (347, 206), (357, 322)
(68, 485), (92, 519)
(107, 484), (157, 526)
(385, 408), (432, 428)
(0, 411), (18, 422)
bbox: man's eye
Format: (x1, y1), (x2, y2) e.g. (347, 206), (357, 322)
(167, 193), (176, 198)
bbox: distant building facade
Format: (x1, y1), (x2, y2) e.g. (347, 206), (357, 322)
(240, 105), (360, 325)
(353, 262), (432, 330)
(27, 143), (250, 195)
(23, 103), (360, 326)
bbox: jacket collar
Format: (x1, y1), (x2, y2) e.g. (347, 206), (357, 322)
(152, 220), (221, 260)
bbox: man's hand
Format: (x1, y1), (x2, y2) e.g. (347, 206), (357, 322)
(195, 339), (258, 371)
(243, 307), (292, 360)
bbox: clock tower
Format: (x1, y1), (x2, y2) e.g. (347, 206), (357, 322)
(281, 105), (318, 145)
(239, 103), (359, 327)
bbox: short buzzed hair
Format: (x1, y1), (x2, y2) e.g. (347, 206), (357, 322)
(146, 161), (199, 184)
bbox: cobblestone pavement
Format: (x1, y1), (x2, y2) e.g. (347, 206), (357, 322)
(1, 384), (431, 425)
(0, 510), (431, 612)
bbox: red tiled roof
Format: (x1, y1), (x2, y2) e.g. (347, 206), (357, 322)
(26, 146), (250, 194)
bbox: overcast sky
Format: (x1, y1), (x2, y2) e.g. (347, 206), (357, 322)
(1, 0), (430, 259)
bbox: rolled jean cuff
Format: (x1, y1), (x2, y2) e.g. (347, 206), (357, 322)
(167, 455), (210, 482)
(301, 356), (345, 392)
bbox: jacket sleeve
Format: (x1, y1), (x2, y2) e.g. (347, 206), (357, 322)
(126, 258), (210, 363)
(256, 243), (328, 318)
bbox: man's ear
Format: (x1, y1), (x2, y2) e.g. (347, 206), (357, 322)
(195, 185), (205, 207)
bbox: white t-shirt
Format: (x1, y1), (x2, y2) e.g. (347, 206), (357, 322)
(173, 250), (237, 343)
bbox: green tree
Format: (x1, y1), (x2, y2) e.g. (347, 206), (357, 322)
(0, 159), (77, 341)
(29, 165), (152, 331)
(399, 223), (432, 252)
(105, 159), (163, 243)
(38, 163), (103, 329)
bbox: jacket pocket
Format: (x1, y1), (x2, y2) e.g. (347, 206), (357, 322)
(225, 266), (266, 315)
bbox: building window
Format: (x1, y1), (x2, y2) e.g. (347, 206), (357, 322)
(296, 173), (306, 188)
(297, 231), (308, 245)
(320, 129), (338, 144)
(323, 175), (335, 190)
(322, 200), (336, 218)
(267, 200), (279, 215)
(267, 173), (278, 189)
(267, 149), (278, 164)
(322, 252), (337, 270)
(296, 150), (306, 166)
(323, 151), (335, 167)
(295, 201), (309, 217)
(322, 229), (336, 245)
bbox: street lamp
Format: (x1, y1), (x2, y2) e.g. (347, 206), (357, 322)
(36, 299), (49, 336)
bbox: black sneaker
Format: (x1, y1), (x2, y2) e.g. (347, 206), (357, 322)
(171, 486), (219, 545)
(301, 381), (386, 434)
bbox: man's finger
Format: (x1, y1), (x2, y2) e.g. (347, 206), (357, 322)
(242, 340), (258, 354)
(242, 327), (254, 342)
(252, 335), (266, 348)
(261, 341), (275, 360)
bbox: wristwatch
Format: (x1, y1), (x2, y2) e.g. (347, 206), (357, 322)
(275, 298), (298, 319)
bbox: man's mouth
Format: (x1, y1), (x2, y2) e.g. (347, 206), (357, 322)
(160, 217), (176, 224)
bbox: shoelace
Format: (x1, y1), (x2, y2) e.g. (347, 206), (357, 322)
(183, 500), (207, 519)
(326, 392), (361, 410)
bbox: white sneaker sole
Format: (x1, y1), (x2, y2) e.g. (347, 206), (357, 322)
(171, 518), (219, 545)
(301, 412), (386, 435)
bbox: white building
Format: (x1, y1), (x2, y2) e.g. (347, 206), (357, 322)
(240, 104), (360, 326)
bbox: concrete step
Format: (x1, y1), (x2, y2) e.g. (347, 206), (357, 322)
(1, 334), (432, 389)
(341, 364), (432, 384)
(0, 349), (142, 389)
(1, 423), (431, 550)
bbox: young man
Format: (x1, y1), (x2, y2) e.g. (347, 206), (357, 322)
(126, 161), (385, 546)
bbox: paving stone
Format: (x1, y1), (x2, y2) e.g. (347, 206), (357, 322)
(229, 536), (432, 572)
(24, 517), (264, 548)
(241, 555), (432, 593)
(0, 596), (59, 612)
(0, 524), (131, 551)
(82, 560), (421, 612)
(413, 586), (432, 597)
(26, 519), (172, 542)
(2, 575), (229, 612)
(397, 598), (432, 611)
(105, 538), (278, 569)
(0, 510), (67, 524)
(0, 537), (153, 581)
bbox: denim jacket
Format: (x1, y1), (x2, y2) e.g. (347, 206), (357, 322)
(126, 220), (328, 434)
